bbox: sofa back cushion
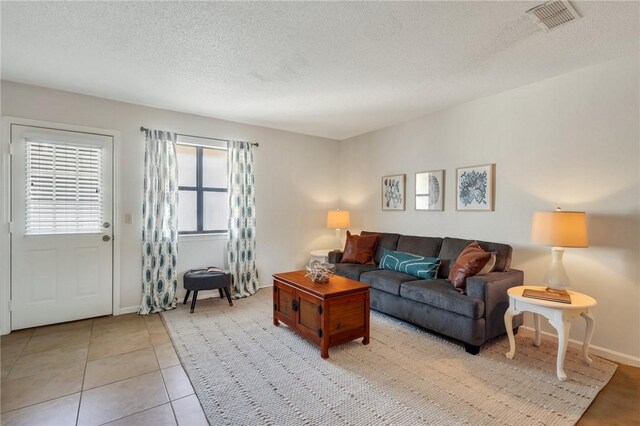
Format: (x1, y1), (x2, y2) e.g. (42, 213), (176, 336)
(396, 235), (443, 258)
(437, 237), (512, 278)
(361, 231), (400, 265)
(379, 249), (441, 279)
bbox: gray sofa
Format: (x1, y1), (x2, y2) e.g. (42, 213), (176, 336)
(329, 231), (523, 354)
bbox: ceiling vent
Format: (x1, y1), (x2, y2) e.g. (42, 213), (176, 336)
(526, 1), (580, 32)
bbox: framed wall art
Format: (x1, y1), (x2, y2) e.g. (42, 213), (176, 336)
(382, 174), (406, 211)
(415, 170), (444, 211)
(456, 164), (495, 211)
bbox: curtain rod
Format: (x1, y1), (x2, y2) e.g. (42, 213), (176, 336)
(139, 126), (259, 147)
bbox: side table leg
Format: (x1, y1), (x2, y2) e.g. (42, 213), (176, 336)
(550, 318), (571, 381)
(581, 311), (595, 365)
(504, 308), (519, 359)
(533, 313), (542, 347)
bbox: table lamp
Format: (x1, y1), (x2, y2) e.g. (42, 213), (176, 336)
(531, 208), (588, 295)
(327, 209), (350, 249)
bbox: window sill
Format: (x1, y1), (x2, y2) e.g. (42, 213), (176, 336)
(178, 233), (228, 242)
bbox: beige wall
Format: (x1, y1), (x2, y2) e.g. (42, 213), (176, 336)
(339, 55), (640, 363)
(1, 81), (340, 318)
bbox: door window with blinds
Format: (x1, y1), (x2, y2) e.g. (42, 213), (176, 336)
(25, 139), (103, 235)
(176, 135), (228, 235)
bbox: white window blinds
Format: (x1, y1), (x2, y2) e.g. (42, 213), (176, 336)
(25, 140), (103, 235)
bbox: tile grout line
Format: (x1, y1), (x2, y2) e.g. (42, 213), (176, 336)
(146, 314), (179, 425)
(1, 327), (79, 416)
(3, 328), (36, 379)
(75, 319), (94, 426)
(160, 307), (210, 423)
(96, 400), (172, 426)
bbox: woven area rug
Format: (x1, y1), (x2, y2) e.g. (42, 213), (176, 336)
(162, 289), (616, 426)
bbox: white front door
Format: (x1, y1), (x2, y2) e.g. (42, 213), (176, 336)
(10, 124), (113, 329)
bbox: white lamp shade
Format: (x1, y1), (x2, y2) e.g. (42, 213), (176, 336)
(327, 210), (350, 229)
(531, 211), (588, 248)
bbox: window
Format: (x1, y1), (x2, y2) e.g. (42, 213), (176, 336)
(25, 139), (103, 235)
(176, 141), (228, 235)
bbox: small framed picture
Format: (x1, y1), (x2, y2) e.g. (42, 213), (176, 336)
(382, 174), (406, 210)
(415, 170), (444, 211)
(456, 164), (495, 211)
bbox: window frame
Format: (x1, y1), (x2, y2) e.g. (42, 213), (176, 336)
(177, 143), (228, 235)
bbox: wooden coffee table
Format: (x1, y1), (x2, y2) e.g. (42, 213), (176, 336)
(272, 270), (371, 359)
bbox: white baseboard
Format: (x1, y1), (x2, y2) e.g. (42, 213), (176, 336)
(117, 305), (140, 315)
(520, 326), (640, 367)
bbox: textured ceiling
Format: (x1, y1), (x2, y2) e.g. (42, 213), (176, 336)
(2, 1), (638, 140)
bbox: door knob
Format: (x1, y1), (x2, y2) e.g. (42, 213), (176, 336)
(102, 235), (111, 242)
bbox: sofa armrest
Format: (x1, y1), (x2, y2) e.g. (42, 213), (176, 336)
(328, 250), (343, 264)
(466, 269), (524, 340)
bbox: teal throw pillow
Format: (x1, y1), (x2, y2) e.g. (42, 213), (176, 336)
(379, 249), (441, 279)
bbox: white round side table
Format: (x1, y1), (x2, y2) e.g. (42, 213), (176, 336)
(504, 285), (597, 381)
(310, 249), (332, 263)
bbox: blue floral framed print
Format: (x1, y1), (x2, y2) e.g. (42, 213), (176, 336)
(456, 164), (495, 211)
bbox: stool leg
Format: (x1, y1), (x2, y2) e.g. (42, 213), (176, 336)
(183, 290), (191, 305)
(223, 287), (233, 307)
(190, 291), (198, 313)
(218, 288), (224, 299)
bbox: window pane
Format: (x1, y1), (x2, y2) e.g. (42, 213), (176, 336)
(178, 190), (197, 232)
(176, 145), (196, 187)
(202, 148), (227, 188)
(25, 140), (103, 235)
(203, 191), (229, 231)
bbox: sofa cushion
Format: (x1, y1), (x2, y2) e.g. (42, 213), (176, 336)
(400, 280), (485, 319)
(361, 231), (400, 265)
(360, 270), (418, 296)
(379, 249), (441, 279)
(448, 241), (492, 291)
(437, 237), (512, 278)
(396, 235), (443, 258)
(341, 231), (379, 264)
(334, 263), (378, 281)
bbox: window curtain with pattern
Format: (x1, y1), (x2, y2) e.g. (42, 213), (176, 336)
(227, 141), (259, 298)
(139, 129), (179, 314)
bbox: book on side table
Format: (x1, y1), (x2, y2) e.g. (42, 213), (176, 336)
(523, 288), (572, 304)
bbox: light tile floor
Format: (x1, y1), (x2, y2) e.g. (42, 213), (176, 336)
(0, 313), (208, 426)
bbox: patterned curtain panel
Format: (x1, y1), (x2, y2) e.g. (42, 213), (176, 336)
(227, 141), (259, 298)
(139, 129), (179, 314)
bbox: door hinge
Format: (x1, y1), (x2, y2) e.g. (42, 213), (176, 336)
(318, 328), (323, 338)
(318, 306), (323, 315)
(8, 300), (12, 312)
(8, 222), (13, 234)
(292, 300), (299, 312)
(8, 143), (14, 156)
(273, 303), (277, 311)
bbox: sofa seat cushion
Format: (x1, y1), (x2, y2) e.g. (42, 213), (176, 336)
(334, 263), (378, 281)
(360, 270), (418, 296)
(400, 279), (485, 319)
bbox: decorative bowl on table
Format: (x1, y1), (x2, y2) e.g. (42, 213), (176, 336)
(305, 260), (336, 283)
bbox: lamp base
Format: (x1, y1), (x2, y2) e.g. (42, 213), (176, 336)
(544, 287), (569, 296)
(543, 247), (571, 294)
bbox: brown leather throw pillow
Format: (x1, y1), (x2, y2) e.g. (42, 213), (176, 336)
(448, 241), (492, 291)
(341, 231), (380, 265)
